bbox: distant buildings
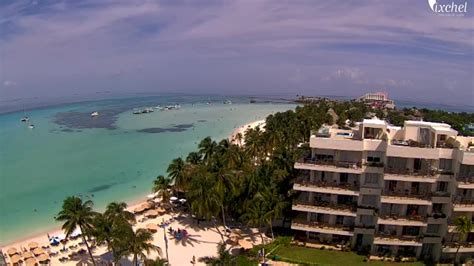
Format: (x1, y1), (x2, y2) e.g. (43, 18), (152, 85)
(292, 119), (474, 262)
(358, 92), (395, 109)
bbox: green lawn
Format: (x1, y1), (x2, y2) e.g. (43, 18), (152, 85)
(272, 246), (424, 266)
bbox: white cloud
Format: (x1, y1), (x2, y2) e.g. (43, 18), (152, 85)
(3, 80), (17, 87)
(322, 68), (368, 84)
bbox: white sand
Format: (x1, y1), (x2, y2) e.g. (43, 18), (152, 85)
(229, 119), (266, 146)
(1, 200), (266, 266)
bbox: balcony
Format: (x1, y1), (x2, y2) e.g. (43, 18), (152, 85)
(387, 143), (439, 159)
(384, 168), (438, 183)
(373, 234), (423, 247)
(453, 199), (474, 212)
(291, 219), (354, 236)
(442, 242), (474, 253)
(295, 157), (364, 174)
(294, 179), (360, 196)
(380, 191), (431, 206)
(391, 139), (433, 148)
(292, 200), (357, 217)
(377, 215), (427, 227)
(457, 176), (474, 189)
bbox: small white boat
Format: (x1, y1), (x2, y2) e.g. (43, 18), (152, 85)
(28, 124), (35, 129)
(91, 111), (99, 117)
(224, 100), (232, 104)
(21, 116), (29, 122)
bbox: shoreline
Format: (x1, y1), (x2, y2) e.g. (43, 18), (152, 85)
(229, 119), (266, 145)
(1, 119), (265, 251)
(0, 197), (148, 249)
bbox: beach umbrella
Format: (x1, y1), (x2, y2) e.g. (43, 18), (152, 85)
(146, 223), (158, 232)
(37, 254), (49, 262)
(170, 196), (178, 201)
(32, 247), (45, 256)
(7, 247), (18, 256)
(145, 210), (159, 218)
(25, 257), (37, 266)
(156, 207), (166, 214)
(134, 205), (145, 213)
(142, 202), (153, 209)
(49, 238), (60, 246)
(10, 254), (22, 264)
(22, 251), (35, 259)
(28, 242), (39, 250)
(238, 239), (253, 250)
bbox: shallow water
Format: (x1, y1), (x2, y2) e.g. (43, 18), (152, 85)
(0, 95), (295, 245)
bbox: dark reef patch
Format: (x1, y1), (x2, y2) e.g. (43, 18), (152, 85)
(53, 106), (130, 130)
(137, 123), (194, 134)
(88, 183), (115, 193)
(197, 119), (207, 122)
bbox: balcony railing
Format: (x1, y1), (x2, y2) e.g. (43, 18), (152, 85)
(295, 179), (359, 192)
(457, 176), (474, 183)
(378, 213), (426, 222)
(453, 199), (474, 205)
(293, 200), (357, 212)
(375, 233), (423, 242)
(298, 157), (362, 169)
(364, 162), (384, 168)
(292, 219), (354, 231)
(384, 167), (438, 177)
(381, 190), (431, 200)
(391, 139), (433, 148)
(436, 142), (455, 149)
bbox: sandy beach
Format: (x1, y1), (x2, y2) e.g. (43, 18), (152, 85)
(229, 119), (266, 146)
(1, 120), (267, 265)
(1, 198), (266, 266)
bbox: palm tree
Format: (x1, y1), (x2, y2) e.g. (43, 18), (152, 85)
(240, 196), (272, 244)
(453, 215), (473, 264)
(198, 137), (217, 164)
(235, 132), (243, 146)
(90, 213), (126, 264)
(56, 196), (98, 265)
(167, 158), (187, 192)
(105, 202), (135, 224)
(145, 257), (168, 266)
(187, 173), (225, 241)
(261, 188), (288, 240)
(186, 151), (202, 165)
(125, 228), (162, 266)
(204, 242), (233, 265)
(153, 175), (173, 209)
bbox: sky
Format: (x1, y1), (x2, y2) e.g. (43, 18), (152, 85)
(0, 0), (473, 106)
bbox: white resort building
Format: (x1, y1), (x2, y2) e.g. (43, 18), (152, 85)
(292, 119), (474, 262)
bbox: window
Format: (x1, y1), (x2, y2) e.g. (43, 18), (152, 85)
(364, 173), (379, 185)
(437, 181), (448, 192)
(439, 159), (452, 171)
(402, 226), (420, 236)
(426, 224), (440, 235)
(432, 203), (443, 214)
(340, 173), (348, 183)
(367, 156), (381, 162)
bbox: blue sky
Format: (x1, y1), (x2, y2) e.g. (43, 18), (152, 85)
(0, 0), (473, 105)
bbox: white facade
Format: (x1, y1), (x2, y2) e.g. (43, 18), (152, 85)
(292, 119), (474, 262)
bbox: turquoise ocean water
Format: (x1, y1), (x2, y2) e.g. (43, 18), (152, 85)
(0, 95), (295, 246)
